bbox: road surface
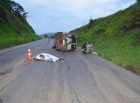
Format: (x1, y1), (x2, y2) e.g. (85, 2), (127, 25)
(0, 38), (140, 103)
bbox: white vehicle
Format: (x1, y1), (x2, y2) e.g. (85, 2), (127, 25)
(52, 32), (77, 51)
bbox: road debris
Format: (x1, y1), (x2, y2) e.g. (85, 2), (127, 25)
(92, 51), (98, 55)
(0, 67), (14, 75)
(33, 53), (63, 62)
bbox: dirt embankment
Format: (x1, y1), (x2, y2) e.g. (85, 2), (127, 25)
(123, 15), (140, 32)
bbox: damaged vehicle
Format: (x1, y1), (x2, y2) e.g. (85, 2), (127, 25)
(52, 32), (77, 51)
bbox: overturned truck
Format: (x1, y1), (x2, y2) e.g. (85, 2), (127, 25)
(52, 32), (77, 51)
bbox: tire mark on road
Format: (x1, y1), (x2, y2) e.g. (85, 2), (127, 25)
(63, 59), (70, 70)
(59, 52), (71, 70)
(68, 82), (81, 103)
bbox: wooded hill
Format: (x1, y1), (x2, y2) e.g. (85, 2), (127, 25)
(72, 2), (140, 74)
(0, 0), (40, 49)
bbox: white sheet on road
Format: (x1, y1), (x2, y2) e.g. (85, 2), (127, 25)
(33, 53), (63, 62)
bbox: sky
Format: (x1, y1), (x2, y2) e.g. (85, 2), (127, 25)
(14, 0), (136, 35)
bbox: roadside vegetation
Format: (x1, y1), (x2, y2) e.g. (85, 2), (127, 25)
(0, 0), (40, 49)
(72, 2), (140, 75)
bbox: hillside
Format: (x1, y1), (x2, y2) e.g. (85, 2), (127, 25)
(72, 3), (140, 74)
(0, 0), (40, 49)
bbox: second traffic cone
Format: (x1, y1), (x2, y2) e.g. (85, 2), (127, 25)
(27, 48), (32, 60)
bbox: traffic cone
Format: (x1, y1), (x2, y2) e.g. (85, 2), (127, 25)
(27, 48), (32, 60)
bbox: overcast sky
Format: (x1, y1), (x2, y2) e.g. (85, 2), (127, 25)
(14, 0), (135, 35)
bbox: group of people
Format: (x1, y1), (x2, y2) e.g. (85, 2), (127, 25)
(81, 41), (93, 54)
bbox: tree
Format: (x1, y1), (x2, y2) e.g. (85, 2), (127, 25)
(44, 34), (48, 38)
(136, 0), (140, 2)
(88, 18), (93, 28)
(0, 0), (28, 19)
(9, 1), (28, 19)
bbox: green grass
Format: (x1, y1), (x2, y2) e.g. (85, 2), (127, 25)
(0, 36), (40, 48)
(0, 4), (40, 49)
(94, 34), (140, 73)
(72, 3), (140, 75)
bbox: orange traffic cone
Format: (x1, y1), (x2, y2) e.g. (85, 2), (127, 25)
(27, 48), (32, 60)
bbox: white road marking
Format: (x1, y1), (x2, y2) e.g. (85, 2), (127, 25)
(14, 58), (27, 68)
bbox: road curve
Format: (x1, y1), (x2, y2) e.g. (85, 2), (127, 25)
(0, 38), (140, 103)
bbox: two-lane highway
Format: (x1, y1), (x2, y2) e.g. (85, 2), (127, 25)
(0, 38), (140, 103)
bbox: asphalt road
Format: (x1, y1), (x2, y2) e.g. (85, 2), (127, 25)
(0, 38), (140, 103)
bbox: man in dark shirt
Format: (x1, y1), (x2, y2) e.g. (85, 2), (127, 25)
(81, 41), (88, 54)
